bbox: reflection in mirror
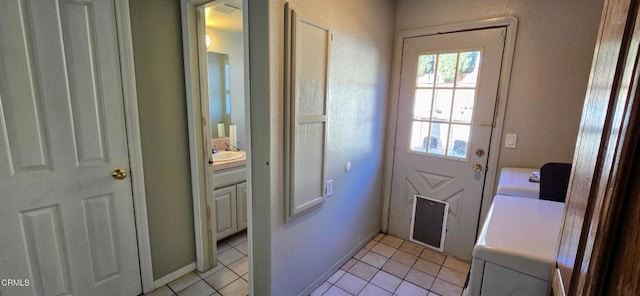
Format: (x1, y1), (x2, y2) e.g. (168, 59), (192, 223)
(207, 52), (231, 138)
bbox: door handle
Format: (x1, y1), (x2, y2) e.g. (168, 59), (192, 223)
(112, 169), (127, 180)
(473, 164), (483, 172)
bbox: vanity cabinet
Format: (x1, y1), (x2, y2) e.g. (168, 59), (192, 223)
(214, 182), (247, 240)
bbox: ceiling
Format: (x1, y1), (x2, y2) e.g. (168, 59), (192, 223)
(204, 0), (243, 32)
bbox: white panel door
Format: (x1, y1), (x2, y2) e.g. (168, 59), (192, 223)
(388, 28), (506, 261)
(0, 0), (141, 295)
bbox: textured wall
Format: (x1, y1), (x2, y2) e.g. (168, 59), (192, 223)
(129, 0), (196, 280)
(396, 0), (603, 170)
(266, 0), (396, 294)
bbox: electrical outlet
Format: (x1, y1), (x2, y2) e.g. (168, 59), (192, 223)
(326, 179), (333, 196)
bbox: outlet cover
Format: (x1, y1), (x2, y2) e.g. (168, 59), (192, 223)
(326, 179), (333, 196)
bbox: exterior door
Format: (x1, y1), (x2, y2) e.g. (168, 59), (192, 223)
(388, 28), (506, 261)
(0, 1), (141, 295)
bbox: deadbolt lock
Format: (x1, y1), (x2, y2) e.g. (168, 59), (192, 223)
(476, 149), (485, 157)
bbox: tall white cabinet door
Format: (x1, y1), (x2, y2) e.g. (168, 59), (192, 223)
(0, 0), (141, 295)
(215, 185), (238, 241)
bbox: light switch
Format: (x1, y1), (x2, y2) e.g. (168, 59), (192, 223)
(505, 133), (517, 149)
(326, 179), (333, 196)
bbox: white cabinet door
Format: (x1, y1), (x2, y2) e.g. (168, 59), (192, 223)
(215, 185), (237, 240)
(237, 182), (248, 230)
(0, 1), (141, 295)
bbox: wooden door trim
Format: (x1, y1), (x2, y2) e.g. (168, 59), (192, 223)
(555, 0), (640, 294)
(114, 0), (154, 292)
(381, 17), (519, 233)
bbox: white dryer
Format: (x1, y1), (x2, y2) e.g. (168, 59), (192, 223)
(467, 195), (564, 296)
(496, 167), (540, 199)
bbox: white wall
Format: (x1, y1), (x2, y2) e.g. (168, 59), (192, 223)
(396, 0), (603, 170)
(265, 0), (396, 294)
(207, 26), (246, 149)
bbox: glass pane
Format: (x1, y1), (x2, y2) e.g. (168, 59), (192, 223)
(457, 51), (481, 87)
(436, 53), (458, 87)
(451, 89), (475, 123)
(410, 121), (430, 153)
(413, 89), (433, 120)
(428, 123), (449, 156)
(447, 124), (471, 158)
(432, 89), (453, 122)
(416, 54), (436, 87)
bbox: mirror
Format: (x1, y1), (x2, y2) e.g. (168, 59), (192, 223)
(205, 4), (245, 149)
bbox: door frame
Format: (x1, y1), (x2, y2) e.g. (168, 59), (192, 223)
(382, 17), (519, 233)
(114, 0), (154, 293)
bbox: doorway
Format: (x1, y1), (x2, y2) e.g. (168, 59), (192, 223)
(384, 19), (518, 261)
(181, 0), (252, 293)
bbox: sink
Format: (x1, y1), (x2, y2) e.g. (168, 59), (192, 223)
(212, 151), (244, 162)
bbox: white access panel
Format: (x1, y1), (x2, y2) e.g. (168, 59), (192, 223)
(496, 167), (540, 199)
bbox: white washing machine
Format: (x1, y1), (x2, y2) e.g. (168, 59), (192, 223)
(467, 195), (564, 296)
(496, 167), (540, 199)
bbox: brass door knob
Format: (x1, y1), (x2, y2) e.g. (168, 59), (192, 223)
(473, 164), (483, 172)
(112, 169), (127, 180)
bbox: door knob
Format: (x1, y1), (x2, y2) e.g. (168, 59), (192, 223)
(473, 164), (483, 172)
(112, 169), (127, 180)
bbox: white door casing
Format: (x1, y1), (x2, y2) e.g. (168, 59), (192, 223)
(388, 28), (506, 261)
(0, 0), (143, 295)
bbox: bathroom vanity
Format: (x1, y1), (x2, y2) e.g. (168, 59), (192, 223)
(212, 151), (247, 241)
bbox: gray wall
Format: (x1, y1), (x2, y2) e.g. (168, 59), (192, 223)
(129, 0), (196, 280)
(266, 0), (396, 294)
(396, 0), (603, 170)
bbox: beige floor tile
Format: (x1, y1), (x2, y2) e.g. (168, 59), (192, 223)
(372, 243), (397, 258)
(218, 278), (248, 296)
(420, 248), (446, 265)
(311, 282), (332, 296)
(381, 259), (410, 279)
(228, 256), (249, 276)
(218, 248), (245, 266)
(437, 266), (466, 287)
(204, 267), (239, 290)
(373, 233), (385, 242)
(412, 259), (441, 276)
(430, 278), (463, 296)
(404, 268), (435, 290)
(390, 250), (418, 267)
(242, 274), (249, 281)
(144, 285), (174, 296)
(196, 262), (225, 279)
(364, 240), (378, 250)
(341, 258), (358, 271)
(358, 283), (392, 296)
(361, 251), (388, 269)
(168, 272), (201, 293)
(176, 280), (215, 296)
(380, 235), (403, 249)
(370, 271), (402, 293)
(399, 241), (424, 257)
(348, 261), (378, 281)
(353, 248), (368, 260)
(324, 286), (351, 296)
(394, 281), (429, 296)
(235, 241), (248, 255)
(217, 242), (232, 253)
(328, 269), (346, 284)
(335, 273), (367, 295)
(443, 257), (470, 274)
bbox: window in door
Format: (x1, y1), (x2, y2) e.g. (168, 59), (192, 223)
(409, 50), (481, 160)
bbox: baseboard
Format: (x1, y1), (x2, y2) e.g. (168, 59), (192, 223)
(153, 262), (197, 289)
(298, 229), (379, 296)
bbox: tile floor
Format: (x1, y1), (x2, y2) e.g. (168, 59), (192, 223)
(144, 232), (469, 296)
(311, 233), (470, 296)
(144, 231), (249, 296)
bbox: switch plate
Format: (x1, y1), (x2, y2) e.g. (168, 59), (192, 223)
(326, 179), (333, 196)
(505, 133), (517, 149)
